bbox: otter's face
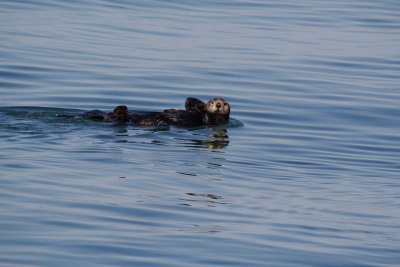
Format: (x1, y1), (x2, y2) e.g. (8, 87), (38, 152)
(206, 98), (230, 115)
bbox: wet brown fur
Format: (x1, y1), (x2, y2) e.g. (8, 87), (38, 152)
(84, 97), (230, 127)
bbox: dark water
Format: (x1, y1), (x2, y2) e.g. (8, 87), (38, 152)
(1, 0), (400, 266)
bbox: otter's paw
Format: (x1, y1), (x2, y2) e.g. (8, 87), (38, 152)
(185, 97), (206, 113)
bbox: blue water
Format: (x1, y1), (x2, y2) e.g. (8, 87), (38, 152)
(1, 0), (400, 266)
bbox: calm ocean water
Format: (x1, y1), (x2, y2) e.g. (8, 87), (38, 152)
(1, 0), (400, 266)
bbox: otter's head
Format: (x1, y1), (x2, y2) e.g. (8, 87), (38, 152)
(206, 98), (230, 116)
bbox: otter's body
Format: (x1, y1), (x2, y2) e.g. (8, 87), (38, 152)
(82, 97), (230, 127)
(162, 109), (205, 127)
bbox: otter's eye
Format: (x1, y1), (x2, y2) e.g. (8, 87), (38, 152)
(224, 103), (227, 106)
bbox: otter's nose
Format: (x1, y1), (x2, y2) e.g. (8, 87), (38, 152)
(216, 103), (221, 109)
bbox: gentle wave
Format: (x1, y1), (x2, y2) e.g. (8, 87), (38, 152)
(1, 0), (400, 266)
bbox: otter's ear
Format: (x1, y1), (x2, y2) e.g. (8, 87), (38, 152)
(185, 97), (206, 113)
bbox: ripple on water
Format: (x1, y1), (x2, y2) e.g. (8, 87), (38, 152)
(1, 0), (400, 266)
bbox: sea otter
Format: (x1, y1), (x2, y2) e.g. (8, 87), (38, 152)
(82, 97), (230, 127)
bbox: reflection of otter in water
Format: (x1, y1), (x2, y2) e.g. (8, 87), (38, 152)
(83, 97), (231, 127)
(193, 128), (229, 150)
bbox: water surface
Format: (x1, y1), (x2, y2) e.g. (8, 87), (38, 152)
(1, 0), (400, 266)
